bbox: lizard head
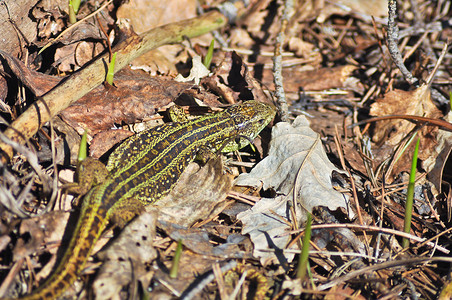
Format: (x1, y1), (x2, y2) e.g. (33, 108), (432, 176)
(221, 100), (276, 152)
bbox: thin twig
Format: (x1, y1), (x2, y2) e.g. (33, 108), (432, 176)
(387, 0), (419, 86)
(180, 260), (238, 300)
(282, 223), (449, 254)
(318, 256), (452, 290)
(425, 41), (450, 85)
(273, 0), (294, 121)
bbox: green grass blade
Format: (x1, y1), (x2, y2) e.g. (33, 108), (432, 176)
(69, 0), (77, 24)
(402, 138), (420, 248)
(78, 130), (88, 162)
(106, 52), (117, 85)
(72, 0), (81, 13)
(297, 213), (312, 280)
(449, 91), (452, 111)
(170, 239), (183, 278)
(203, 40), (214, 69)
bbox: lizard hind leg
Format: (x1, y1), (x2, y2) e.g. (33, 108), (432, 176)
(64, 157), (110, 196)
(107, 198), (146, 229)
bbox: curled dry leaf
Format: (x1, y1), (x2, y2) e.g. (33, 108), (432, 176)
(175, 55), (210, 85)
(369, 85), (443, 178)
(370, 85), (442, 144)
(55, 40), (105, 73)
(424, 111), (452, 193)
(203, 51), (271, 106)
(235, 116), (351, 264)
(0, 50), (60, 96)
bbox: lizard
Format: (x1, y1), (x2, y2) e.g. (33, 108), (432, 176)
(12, 100), (276, 299)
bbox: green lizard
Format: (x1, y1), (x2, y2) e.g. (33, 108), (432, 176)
(14, 100), (276, 299)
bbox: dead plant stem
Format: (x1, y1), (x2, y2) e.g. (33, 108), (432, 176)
(387, 0), (419, 85)
(0, 11), (227, 159)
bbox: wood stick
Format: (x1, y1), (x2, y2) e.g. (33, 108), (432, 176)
(0, 10), (227, 159)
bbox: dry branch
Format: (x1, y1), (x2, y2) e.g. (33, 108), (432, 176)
(0, 10), (227, 159)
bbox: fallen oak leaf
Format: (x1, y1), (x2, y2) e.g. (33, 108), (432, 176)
(235, 115), (352, 265)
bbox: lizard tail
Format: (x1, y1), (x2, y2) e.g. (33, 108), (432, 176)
(19, 189), (109, 300)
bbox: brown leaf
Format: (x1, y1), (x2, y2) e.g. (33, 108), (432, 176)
(317, 0), (387, 23)
(203, 52), (271, 105)
(260, 65), (358, 93)
(424, 112), (452, 192)
(60, 69), (193, 135)
(0, 51), (60, 96)
(287, 65), (358, 92)
(370, 86), (442, 144)
(369, 85), (443, 178)
(116, 0), (196, 34)
(55, 41), (105, 72)
(159, 221), (249, 259)
(90, 129), (134, 159)
(0, 1), (38, 57)
(32, 1), (67, 40)
(116, 0), (197, 75)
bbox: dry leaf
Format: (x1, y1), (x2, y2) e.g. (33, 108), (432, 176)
(60, 69), (193, 135)
(55, 41), (105, 72)
(203, 52), (271, 105)
(175, 55), (210, 85)
(235, 116), (351, 264)
(287, 65), (358, 91)
(94, 210), (158, 300)
(317, 0), (387, 23)
(370, 85), (442, 144)
(0, 51), (60, 96)
(424, 111), (452, 192)
(90, 129), (134, 159)
(287, 36), (316, 58)
(117, 0), (197, 74)
(116, 0), (196, 34)
(159, 221), (249, 259)
(0, 1), (37, 57)
(155, 157), (233, 227)
(261, 65), (359, 93)
(370, 85), (443, 178)
(13, 211), (70, 281)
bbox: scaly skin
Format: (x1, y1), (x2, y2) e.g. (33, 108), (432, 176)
(15, 101), (276, 299)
